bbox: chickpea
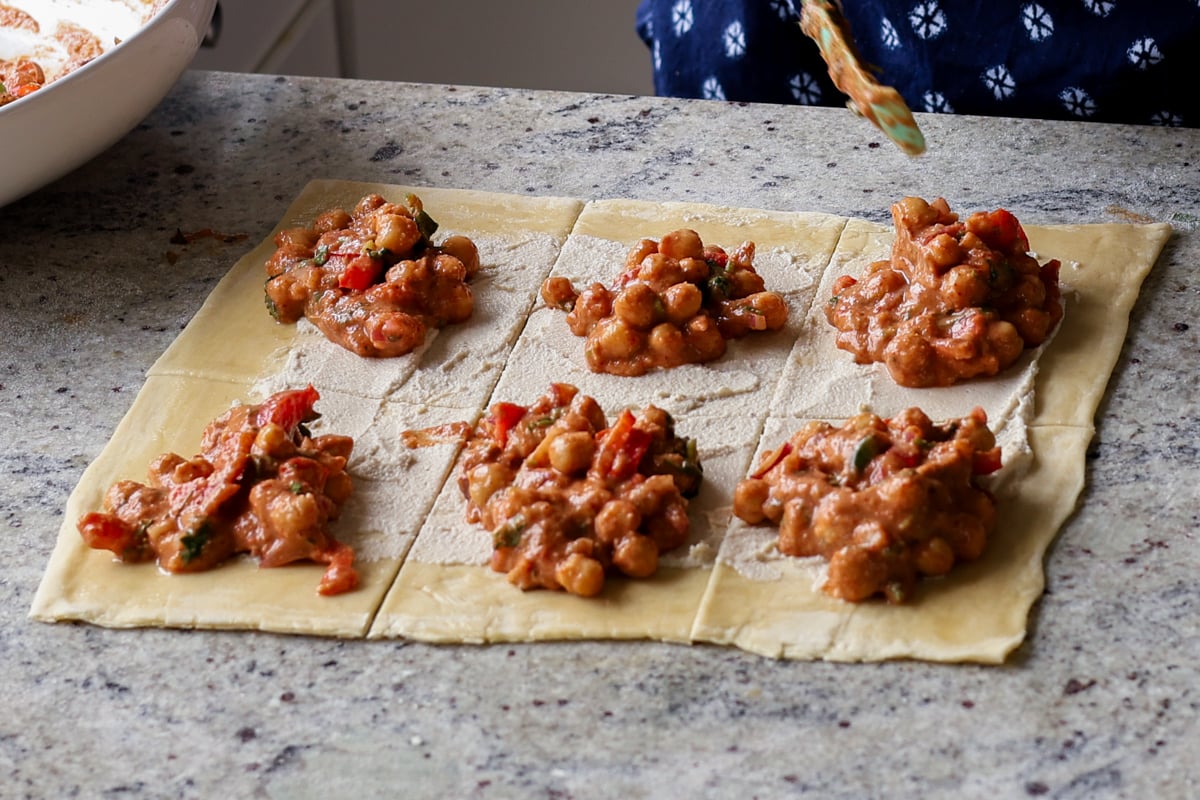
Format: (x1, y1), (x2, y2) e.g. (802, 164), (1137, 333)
(733, 478), (770, 524)
(439, 234), (481, 277)
(613, 533), (658, 578)
(683, 315), (726, 362)
(647, 323), (686, 366)
(595, 499), (641, 545)
(625, 238), (659, 270)
(613, 282), (663, 329)
(374, 213), (422, 255)
(445, 283), (476, 324)
(467, 462), (511, 508)
(548, 431), (595, 475)
(313, 208), (352, 233)
(1013, 272), (1047, 308)
(678, 257), (710, 283)
(984, 319), (1023, 365)
(365, 311), (426, 355)
(541, 276), (578, 310)
(274, 226), (319, 251)
(164, 454), (209, 484)
(588, 317), (646, 361)
(567, 283), (612, 335)
(730, 292), (788, 332)
(279, 458), (325, 489)
(779, 499), (820, 556)
(950, 515), (988, 561)
(313, 433), (354, 460)
(941, 264), (989, 308)
(254, 423), (293, 458)
(729, 267), (766, 297)
(432, 253), (467, 283)
(556, 552), (605, 596)
(627, 474), (677, 516)
(385, 258), (427, 287)
(569, 393), (608, 433)
(353, 194), (387, 216)
(639, 252), (684, 291)
(658, 229), (705, 261)
(1011, 307), (1053, 345)
(914, 536), (955, 576)
(261, 486), (320, 539)
(826, 546), (889, 602)
(863, 264), (907, 296)
(661, 281), (703, 324)
(926, 232), (964, 272)
(324, 471), (353, 506)
(644, 503), (689, 551)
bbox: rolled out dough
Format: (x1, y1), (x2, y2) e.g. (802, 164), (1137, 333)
(30, 180), (1172, 663)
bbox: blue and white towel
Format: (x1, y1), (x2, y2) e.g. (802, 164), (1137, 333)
(636, 0), (1199, 126)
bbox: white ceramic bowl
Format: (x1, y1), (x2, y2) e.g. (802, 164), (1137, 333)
(0, 0), (217, 207)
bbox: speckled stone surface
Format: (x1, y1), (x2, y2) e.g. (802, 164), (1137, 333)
(2, 72), (1198, 799)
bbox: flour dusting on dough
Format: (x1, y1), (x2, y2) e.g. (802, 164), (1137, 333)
(259, 231), (563, 410)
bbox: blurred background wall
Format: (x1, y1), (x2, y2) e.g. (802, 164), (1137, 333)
(190, 0), (654, 96)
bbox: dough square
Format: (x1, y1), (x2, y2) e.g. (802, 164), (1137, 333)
(770, 218), (1040, 429)
(151, 179), (584, 413)
(31, 181), (1174, 663)
(368, 407), (766, 643)
(490, 198), (846, 418)
(770, 220), (1172, 429)
(27, 375), (392, 635)
(28, 375), (466, 637)
(691, 424), (1091, 663)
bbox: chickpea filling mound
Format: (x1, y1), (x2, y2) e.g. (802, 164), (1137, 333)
(265, 193), (480, 357)
(77, 387), (359, 596)
(826, 196), (1063, 388)
(733, 407), (1001, 604)
(541, 229), (788, 376)
(458, 383), (703, 597)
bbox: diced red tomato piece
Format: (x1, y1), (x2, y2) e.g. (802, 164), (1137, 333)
(490, 402), (528, 448)
(256, 385), (320, 430)
(981, 209), (1029, 252)
(317, 542), (360, 595)
(703, 244), (728, 268)
(750, 441), (792, 479)
(77, 512), (138, 557)
(337, 254), (384, 290)
(591, 410), (652, 482)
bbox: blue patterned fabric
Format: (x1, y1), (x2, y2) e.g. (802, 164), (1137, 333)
(636, 0), (1200, 126)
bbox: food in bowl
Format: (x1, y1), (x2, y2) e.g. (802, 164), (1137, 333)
(0, 0), (214, 207)
(0, 0), (167, 107)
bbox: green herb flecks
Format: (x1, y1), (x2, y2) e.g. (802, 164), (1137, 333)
(313, 244), (330, 266)
(289, 481), (305, 494)
(406, 193), (439, 244)
(852, 435), (880, 474)
(264, 276), (282, 320)
(492, 515), (527, 550)
(706, 270), (732, 302)
(180, 521), (213, 564)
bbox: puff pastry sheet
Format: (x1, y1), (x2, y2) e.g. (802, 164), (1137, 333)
(30, 180), (1172, 662)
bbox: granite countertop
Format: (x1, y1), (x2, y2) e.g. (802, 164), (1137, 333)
(2, 71), (1197, 798)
